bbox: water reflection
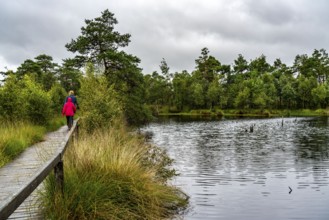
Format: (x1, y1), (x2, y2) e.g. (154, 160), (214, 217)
(142, 116), (329, 220)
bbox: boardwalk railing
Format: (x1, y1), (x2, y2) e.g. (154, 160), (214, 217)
(0, 119), (79, 219)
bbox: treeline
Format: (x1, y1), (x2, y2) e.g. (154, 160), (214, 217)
(144, 48), (329, 113)
(1, 9), (329, 126)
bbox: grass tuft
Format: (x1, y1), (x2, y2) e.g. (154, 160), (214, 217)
(42, 123), (188, 219)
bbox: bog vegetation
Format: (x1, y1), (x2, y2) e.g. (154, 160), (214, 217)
(1, 7), (329, 219)
(42, 121), (188, 219)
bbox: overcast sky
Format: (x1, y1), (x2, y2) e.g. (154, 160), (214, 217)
(0, 0), (328, 74)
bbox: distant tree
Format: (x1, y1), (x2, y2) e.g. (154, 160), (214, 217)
(195, 47), (221, 83)
(35, 54), (59, 91)
(207, 78), (221, 109)
(159, 58), (173, 105)
(281, 82), (296, 108)
(233, 54), (248, 75)
(144, 71), (168, 106)
(172, 71), (192, 111)
(160, 58), (172, 81)
(248, 54), (271, 76)
(296, 75), (317, 108)
(16, 59), (42, 80)
(191, 82), (205, 108)
(262, 73), (276, 108)
(310, 49), (329, 84)
(311, 84), (328, 108)
(59, 58), (82, 93)
(16, 54), (58, 91)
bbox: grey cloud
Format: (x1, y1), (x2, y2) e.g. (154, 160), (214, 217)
(0, 0), (328, 73)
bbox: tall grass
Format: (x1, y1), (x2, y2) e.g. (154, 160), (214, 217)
(0, 121), (45, 167)
(42, 123), (188, 220)
(0, 116), (66, 168)
(46, 115), (67, 131)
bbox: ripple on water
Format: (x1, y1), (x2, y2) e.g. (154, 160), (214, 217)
(142, 117), (329, 220)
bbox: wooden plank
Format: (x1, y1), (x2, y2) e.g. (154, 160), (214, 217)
(0, 119), (79, 219)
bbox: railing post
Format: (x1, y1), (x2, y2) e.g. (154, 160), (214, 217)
(54, 160), (64, 195)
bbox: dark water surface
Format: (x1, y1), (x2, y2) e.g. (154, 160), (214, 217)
(141, 116), (329, 220)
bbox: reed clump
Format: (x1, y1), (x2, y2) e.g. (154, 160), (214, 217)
(42, 123), (188, 220)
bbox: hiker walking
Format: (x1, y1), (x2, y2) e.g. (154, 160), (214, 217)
(62, 97), (76, 130)
(65, 90), (78, 108)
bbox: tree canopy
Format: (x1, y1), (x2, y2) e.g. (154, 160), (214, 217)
(65, 9), (150, 125)
(144, 47), (329, 111)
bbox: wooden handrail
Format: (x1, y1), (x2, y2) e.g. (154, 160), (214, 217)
(0, 119), (79, 219)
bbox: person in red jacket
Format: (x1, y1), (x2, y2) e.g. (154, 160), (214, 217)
(62, 97), (76, 130)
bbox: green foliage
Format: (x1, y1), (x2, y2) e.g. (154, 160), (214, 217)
(207, 77), (223, 108)
(65, 9), (131, 70)
(191, 82), (205, 107)
(234, 87), (250, 109)
(16, 54), (59, 91)
(20, 76), (52, 125)
(0, 74), (53, 125)
(59, 58), (82, 92)
(48, 83), (67, 114)
(311, 84), (328, 108)
(0, 74), (24, 121)
(79, 64), (123, 132)
(172, 71), (192, 111)
(144, 48), (329, 113)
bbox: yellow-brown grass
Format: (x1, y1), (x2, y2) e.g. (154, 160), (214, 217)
(42, 123), (188, 219)
(0, 121), (45, 167)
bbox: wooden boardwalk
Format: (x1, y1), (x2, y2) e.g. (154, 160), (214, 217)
(0, 121), (77, 219)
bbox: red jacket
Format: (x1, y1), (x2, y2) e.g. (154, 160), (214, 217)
(62, 97), (76, 116)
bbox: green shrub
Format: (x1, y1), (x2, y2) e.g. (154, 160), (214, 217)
(0, 74), (24, 121)
(21, 76), (52, 125)
(48, 83), (67, 114)
(0, 74), (53, 125)
(79, 65), (123, 132)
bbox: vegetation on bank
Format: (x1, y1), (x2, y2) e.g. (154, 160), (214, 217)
(145, 48), (329, 114)
(153, 106), (329, 117)
(42, 124), (188, 220)
(41, 65), (188, 219)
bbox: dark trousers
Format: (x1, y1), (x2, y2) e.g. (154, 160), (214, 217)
(66, 116), (74, 129)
